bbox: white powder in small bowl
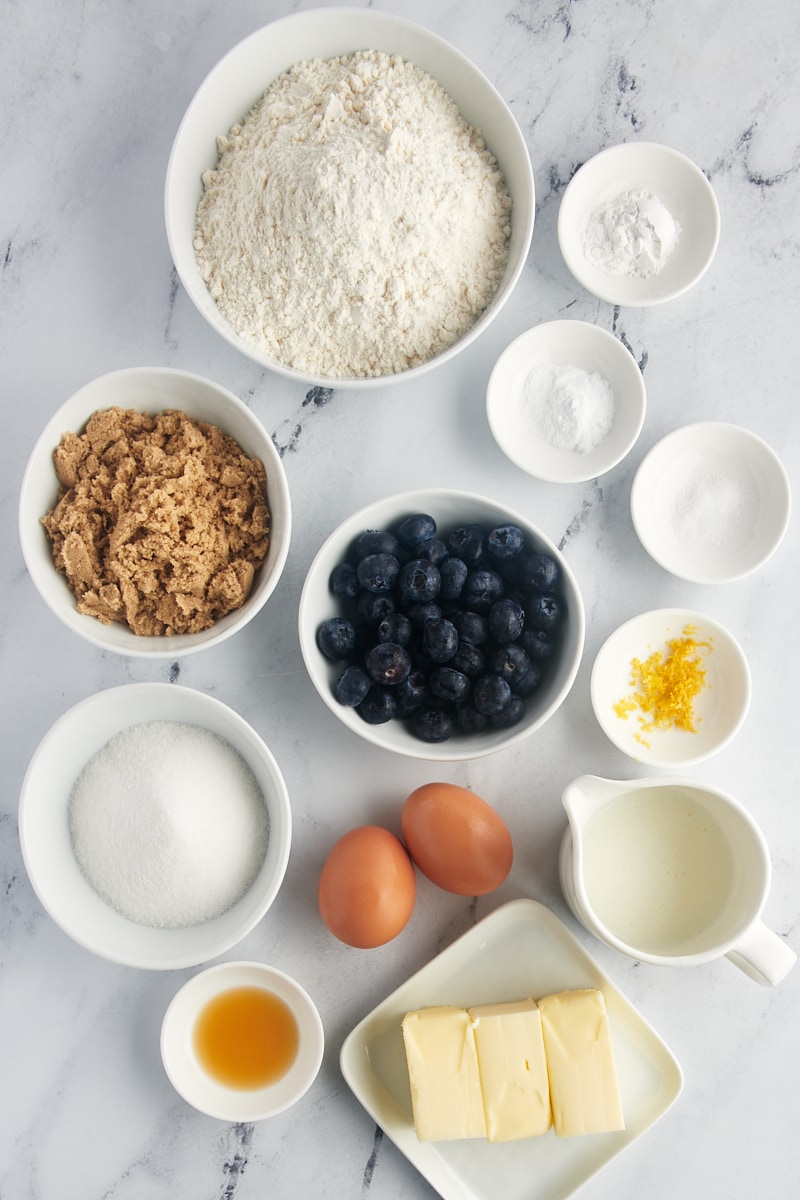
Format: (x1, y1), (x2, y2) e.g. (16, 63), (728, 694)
(522, 363), (616, 455)
(582, 187), (681, 279)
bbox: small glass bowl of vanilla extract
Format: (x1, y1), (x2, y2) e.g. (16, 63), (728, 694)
(161, 961), (324, 1120)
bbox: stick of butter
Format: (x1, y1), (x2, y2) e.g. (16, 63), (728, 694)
(401, 1006), (487, 1141)
(537, 988), (625, 1137)
(467, 999), (552, 1142)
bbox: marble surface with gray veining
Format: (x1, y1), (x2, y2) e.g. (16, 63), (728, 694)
(2, 2), (799, 1197)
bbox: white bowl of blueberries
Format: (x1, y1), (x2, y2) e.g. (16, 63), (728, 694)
(298, 489), (585, 761)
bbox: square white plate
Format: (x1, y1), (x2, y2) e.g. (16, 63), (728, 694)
(340, 899), (682, 1200)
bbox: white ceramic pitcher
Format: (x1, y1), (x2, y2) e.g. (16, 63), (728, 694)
(558, 774), (796, 986)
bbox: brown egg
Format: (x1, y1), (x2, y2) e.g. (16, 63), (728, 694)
(318, 825), (416, 948)
(401, 782), (513, 896)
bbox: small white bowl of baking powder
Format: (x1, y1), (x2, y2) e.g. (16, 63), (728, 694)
(557, 142), (720, 307)
(486, 319), (646, 483)
(631, 422), (791, 584)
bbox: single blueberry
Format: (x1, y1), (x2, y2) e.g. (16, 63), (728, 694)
(519, 552), (560, 593)
(422, 617), (458, 663)
(450, 609), (489, 645)
(439, 556), (468, 600)
(519, 626), (557, 662)
(396, 513), (437, 550)
(356, 552), (399, 594)
(316, 617), (356, 660)
(488, 597), (525, 643)
(358, 687), (397, 724)
(489, 695), (527, 729)
(451, 642), (486, 678)
(365, 642), (412, 686)
(472, 673), (512, 715)
(405, 601), (442, 628)
(486, 524), (525, 562)
(527, 592), (562, 632)
(490, 644), (541, 697)
(355, 529), (401, 560)
(356, 591), (395, 626)
(429, 666), (471, 704)
(394, 669), (430, 713)
(334, 665), (371, 707)
(329, 561), (360, 600)
(414, 537), (449, 566)
(398, 558), (441, 604)
(462, 568), (504, 612)
(377, 612), (412, 647)
(413, 707), (454, 743)
(447, 523), (487, 565)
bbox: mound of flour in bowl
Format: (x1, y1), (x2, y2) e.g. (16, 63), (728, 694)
(193, 51), (512, 379)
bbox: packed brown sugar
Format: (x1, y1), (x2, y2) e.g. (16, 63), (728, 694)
(41, 407), (270, 636)
(613, 625), (712, 748)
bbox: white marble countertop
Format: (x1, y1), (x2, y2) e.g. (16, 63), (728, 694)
(3, 1), (799, 1197)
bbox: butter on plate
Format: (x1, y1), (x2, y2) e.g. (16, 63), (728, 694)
(538, 988), (625, 1137)
(401, 1006), (487, 1141)
(468, 998), (552, 1142)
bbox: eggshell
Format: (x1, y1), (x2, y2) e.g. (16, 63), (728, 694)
(318, 825), (416, 948)
(401, 783), (513, 896)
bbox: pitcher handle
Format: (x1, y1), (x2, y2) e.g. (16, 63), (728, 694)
(725, 920), (796, 986)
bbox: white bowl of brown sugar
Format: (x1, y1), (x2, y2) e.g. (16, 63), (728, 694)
(19, 366), (291, 657)
(165, 8), (535, 388)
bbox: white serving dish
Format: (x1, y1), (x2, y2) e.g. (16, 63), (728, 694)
(161, 960), (324, 1121)
(486, 319), (646, 483)
(165, 7), (535, 388)
(630, 421), (791, 584)
(590, 608), (751, 768)
(18, 683), (292, 970)
(558, 142), (720, 306)
(19, 366), (291, 658)
(340, 898), (683, 1200)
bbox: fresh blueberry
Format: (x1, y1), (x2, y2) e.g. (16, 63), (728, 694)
(490, 645), (541, 697)
(365, 642), (412, 686)
(397, 513), (437, 550)
(519, 626), (557, 662)
(447, 523), (487, 564)
(489, 695), (527, 729)
(488, 598), (525, 643)
(398, 559), (441, 604)
(462, 568), (504, 612)
(394, 669), (430, 714)
(406, 601), (442, 628)
(413, 707), (454, 743)
(355, 529), (401, 560)
(527, 592), (562, 632)
(439, 556), (468, 600)
(358, 687), (397, 724)
(519, 552), (560, 593)
(377, 612), (412, 646)
(334, 665), (371, 707)
(357, 552), (400, 593)
(472, 674), (512, 715)
(429, 667), (471, 704)
(422, 617), (458, 662)
(455, 703), (488, 733)
(329, 561), (360, 600)
(486, 524), (525, 562)
(316, 617), (356, 660)
(356, 591), (395, 626)
(451, 642), (486, 677)
(414, 537), (449, 566)
(450, 610), (489, 645)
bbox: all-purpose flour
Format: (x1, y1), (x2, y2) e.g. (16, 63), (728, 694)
(194, 51), (512, 378)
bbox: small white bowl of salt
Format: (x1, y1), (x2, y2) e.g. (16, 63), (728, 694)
(631, 422), (791, 584)
(557, 142), (720, 307)
(486, 319), (646, 483)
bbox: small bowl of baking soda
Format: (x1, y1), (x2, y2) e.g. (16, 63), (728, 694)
(18, 683), (292, 970)
(486, 319), (646, 484)
(557, 142), (720, 307)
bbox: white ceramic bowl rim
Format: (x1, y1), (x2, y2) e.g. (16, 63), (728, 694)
(160, 960), (324, 1120)
(486, 318), (646, 483)
(298, 487), (586, 761)
(165, 7), (535, 388)
(18, 365), (291, 658)
(18, 683), (292, 969)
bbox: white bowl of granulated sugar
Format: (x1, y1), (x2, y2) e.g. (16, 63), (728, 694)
(19, 683), (292, 970)
(486, 319), (647, 484)
(165, 8), (534, 388)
